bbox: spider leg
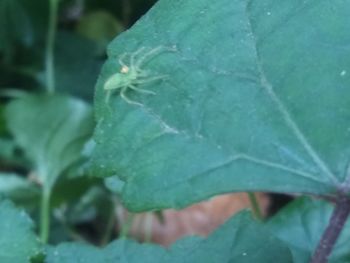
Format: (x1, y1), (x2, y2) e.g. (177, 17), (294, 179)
(129, 84), (156, 95)
(134, 75), (168, 84)
(136, 69), (151, 77)
(130, 47), (146, 69)
(120, 86), (143, 106)
(105, 90), (111, 103)
(135, 46), (177, 68)
(135, 46), (165, 68)
(118, 53), (128, 67)
(104, 90), (114, 113)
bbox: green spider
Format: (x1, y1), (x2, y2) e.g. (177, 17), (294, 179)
(104, 46), (175, 106)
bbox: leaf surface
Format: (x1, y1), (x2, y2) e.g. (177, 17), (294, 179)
(91, 0), (350, 210)
(5, 94), (94, 190)
(46, 212), (292, 263)
(0, 200), (41, 262)
(267, 197), (350, 263)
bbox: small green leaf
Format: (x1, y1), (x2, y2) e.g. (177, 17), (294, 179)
(5, 94), (94, 190)
(91, 0), (350, 211)
(0, 200), (41, 262)
(267, 197), (350, 263)
(0, 173), (40, 206)
(46, 211), (292, 263)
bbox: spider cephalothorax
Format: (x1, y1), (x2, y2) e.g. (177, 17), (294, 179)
(104, 46), (176, 106)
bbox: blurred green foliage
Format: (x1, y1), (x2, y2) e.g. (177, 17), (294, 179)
(0, 0), (157, 99)
(0, 0), (157, 246)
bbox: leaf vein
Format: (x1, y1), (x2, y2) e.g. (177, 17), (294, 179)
(245, 2), (338, 184)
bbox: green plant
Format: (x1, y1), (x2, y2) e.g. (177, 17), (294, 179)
(0, 0), (350, 262)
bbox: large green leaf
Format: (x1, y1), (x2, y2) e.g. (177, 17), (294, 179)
(166, 211), (292, 263)
(268, 197), (350, 263)
(46, 240), (166, 263)
(91, 0), (350, 211)
(46, 211), (292, 263)
(0, 200), (41, 262)
(5, 94), (94, 190)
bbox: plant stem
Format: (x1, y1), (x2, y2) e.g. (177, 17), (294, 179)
(40, 188), (51, 243)
(143, 213), (154, 243)
(45, 0), (59, 94)
(247, 192), (263, 220)
(311, 194), (350, 263)
(120, 213), (134, 239)
(101, 210), (116, 245)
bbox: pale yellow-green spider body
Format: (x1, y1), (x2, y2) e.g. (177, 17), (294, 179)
(104, 46), (175, 106)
